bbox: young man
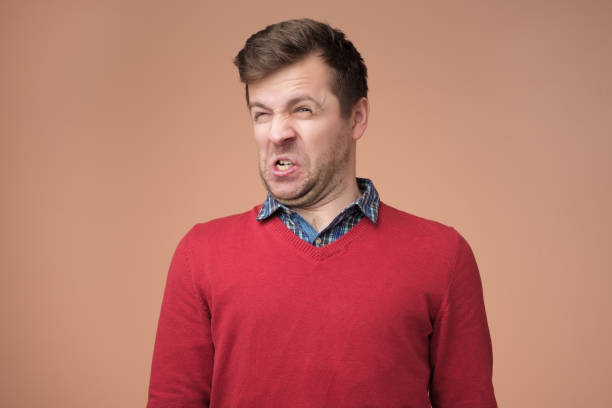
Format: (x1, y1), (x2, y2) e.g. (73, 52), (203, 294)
(147, 18), (498, 408)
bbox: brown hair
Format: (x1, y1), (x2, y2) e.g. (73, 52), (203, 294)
(233, 18), (368, 118)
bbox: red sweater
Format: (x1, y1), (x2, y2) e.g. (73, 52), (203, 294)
(147, 202), (497, 408)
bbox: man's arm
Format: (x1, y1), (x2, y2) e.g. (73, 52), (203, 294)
(147, 228), (214, 408)
(429, 231), (498, 408)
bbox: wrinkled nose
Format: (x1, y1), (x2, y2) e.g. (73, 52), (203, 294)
(268, 115), (296, 145)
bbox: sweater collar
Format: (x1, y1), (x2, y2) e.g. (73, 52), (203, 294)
(256, 177), (380, 224)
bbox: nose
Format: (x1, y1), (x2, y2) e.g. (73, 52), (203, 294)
(268, 114), (296, 145)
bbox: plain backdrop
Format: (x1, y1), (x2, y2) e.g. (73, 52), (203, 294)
(1, 1), (611, 407)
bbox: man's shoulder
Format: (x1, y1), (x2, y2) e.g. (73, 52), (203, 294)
(185, 205), (261, 240)
(378, 201), (465, 248)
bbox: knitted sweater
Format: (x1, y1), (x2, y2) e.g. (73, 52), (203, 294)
(147, 202), (498, 408)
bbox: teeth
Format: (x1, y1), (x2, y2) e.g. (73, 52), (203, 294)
(276, 160), (293, 170)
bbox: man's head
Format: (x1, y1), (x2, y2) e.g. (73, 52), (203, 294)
(234, 18), (368, 118)
(234, 19), (369, 209)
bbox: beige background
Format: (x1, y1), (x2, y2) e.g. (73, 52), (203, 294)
(2, 0), (611, 407)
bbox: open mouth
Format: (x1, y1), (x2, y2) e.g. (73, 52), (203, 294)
(275, 159), (293, 170)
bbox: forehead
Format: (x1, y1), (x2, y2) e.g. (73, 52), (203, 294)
(248, 53), (334, 106)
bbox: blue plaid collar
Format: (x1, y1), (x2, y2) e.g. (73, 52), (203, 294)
(256, 177), (379, 223)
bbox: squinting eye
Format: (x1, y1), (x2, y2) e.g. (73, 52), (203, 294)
(296, 107), (312, 113)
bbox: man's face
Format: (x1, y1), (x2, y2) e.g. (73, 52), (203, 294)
(248, 53), (355, 209)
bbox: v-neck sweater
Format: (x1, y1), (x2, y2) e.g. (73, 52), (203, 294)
(147, 202), (498, 408)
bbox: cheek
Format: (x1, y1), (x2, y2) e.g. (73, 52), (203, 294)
(301, 121), (343, 158)
(253, 127), (269, 151)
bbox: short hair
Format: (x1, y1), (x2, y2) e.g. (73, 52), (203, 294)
(233, 18), (368, 118)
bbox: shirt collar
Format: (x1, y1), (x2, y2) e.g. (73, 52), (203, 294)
(256, 177), (379, 223)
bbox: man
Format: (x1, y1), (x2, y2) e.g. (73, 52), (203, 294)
(147, 18), (498, 408)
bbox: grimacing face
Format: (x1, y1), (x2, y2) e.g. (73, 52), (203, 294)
(247, 53), (358, 209)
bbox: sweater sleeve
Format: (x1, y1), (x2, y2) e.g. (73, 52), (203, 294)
(147, 228), (214, 408)
(429, 231), (498, 408)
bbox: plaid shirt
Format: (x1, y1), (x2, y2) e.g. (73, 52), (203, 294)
(256, 177), (380, 248)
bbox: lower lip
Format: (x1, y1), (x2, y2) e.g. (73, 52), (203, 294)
(270, 163), (299, 177)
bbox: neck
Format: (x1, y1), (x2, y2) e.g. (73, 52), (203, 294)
(293, 177), (361, 233)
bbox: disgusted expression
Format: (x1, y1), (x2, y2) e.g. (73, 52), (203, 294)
(248, 53), (355, 209)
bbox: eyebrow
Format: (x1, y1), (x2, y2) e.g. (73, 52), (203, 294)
(248, 95), (322, 111)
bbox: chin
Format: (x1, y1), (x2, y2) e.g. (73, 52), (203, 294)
(266, 182), (308, 204)
(260, 169), (313, 205)
(270, 187), (303, 202)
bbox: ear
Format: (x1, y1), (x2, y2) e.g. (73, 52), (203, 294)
(350, 97), (369, 141)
